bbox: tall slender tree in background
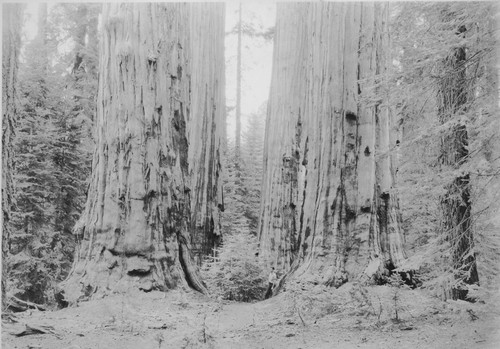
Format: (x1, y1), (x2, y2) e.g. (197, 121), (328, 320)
(222, 5), (273, 238)
(8, 3), (57, 306)
(2, 3), (24, 311)
(241, 106), (266, 232)
(62, 3), (225, 302)
(392, 2), (499, 301)
(222, 106), (266, 237)
(259, 2), (406, 287)
(229, 2), (272, 162)
(437, 9), (479, 300)
(202, 103), (267, 302)
(37, 3), (48, 71)
(235, 2), (242, 162)
(222, 3), (246, 237)
(50, 3), (99, 238)
(8, 3), (98, 306)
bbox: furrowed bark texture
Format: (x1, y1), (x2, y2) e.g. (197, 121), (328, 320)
(438, 21), (478, 300)
(2, 3), (23, 311)
(259, 3), (405, 287)
(63, 3), (225, 302)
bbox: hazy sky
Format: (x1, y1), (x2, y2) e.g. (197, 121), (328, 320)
(21, 3), (40, 41)
(225, 2), (275, 137)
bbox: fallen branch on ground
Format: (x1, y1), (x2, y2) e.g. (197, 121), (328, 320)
(7, 295), (47, 312)
(9, 323), (61, 339)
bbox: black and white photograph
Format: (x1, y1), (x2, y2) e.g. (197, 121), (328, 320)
(1, 1), (499, 348)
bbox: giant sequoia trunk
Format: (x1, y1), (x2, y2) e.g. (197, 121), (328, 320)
(2, 3), (23, 310)
(63, 3), (225, 302)
(438, 21), (478, 300)
(259, 3), (406, 288)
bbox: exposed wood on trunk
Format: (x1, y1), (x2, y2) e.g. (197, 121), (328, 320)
(437, 17), (479, 301)
(259, 3), (406, 289)
(62, 3), (225, 302)
(2, 3), (23, 311)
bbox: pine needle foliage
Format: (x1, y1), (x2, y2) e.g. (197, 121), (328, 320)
(8, 4), (97, 307)
(209, 106), (267, 302)
(221, 105), (266, 236)
(201, 233), (267, 302)
(240, 108), (266, 232)
(391, 2), (500, 298)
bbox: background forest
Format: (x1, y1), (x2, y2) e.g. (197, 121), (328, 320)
(1, 0), (499, 332)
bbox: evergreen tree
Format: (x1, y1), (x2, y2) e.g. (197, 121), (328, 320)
(205, 107), (267, 301)
(8, 4), (97, 306)
(2, 3), (24, 311)
(227, 3), (273, 164)
(9, 15), (61, 305)
(391, 2), (499, 300)
(222, 3), (274, 240)
(221, 139), (249, 236)
(222, 3), (272, 240)
(202, 233), (266, 302)
(241, 105), (266, 232)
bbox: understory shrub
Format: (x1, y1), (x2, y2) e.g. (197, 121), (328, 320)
(201, 234), (266, 302)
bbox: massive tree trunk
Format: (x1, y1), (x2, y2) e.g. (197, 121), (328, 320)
(259, 2), (406, 288)
(437, 19), (479, 301)
(2, 3), (23, 311)
(62, 3), (225, 302)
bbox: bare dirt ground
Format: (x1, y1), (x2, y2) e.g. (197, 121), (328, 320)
(2, 283), (500, 349)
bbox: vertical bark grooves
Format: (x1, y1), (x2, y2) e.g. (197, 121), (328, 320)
(63, 3), (224, 302)
(2, 3), (23, 310)
(438, 14), (479, 300)
(259, 3), (406, 288)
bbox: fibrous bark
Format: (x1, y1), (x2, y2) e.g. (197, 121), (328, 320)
(2, 3), (23, 311)
(62, 3), (225, 302)
(437, 19), (479, 300)
(259, 3), (406, 288)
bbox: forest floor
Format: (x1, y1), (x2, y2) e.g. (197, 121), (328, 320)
(2, 282), (500, 349)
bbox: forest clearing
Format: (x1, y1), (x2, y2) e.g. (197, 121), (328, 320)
(3, 286), (500, 348)
(2, 2), (500, 348)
